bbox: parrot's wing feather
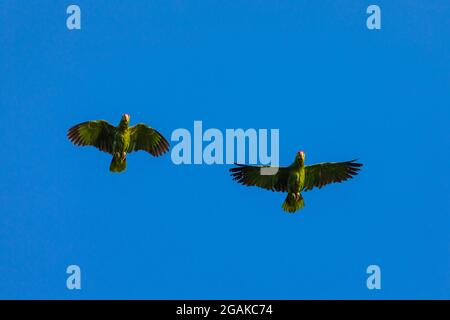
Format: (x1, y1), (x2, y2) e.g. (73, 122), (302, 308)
(127, 124), (169, 156)
(230, 164), (290, 192)
(302, 160), (362, 191)
(67, 120), (116, 154)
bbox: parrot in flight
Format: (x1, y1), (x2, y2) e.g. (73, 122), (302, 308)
(67, 114), (169, 172)
(230, 151), (362, 213)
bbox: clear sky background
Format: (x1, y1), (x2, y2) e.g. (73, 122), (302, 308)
(1, 0), (449, 299)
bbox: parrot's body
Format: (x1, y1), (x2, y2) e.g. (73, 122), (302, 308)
(230, 151), (362, 213)
(68, 114), (169, 172)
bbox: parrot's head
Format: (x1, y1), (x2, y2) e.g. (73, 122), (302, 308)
(296, 150), (305, 164)
(119, 113), (130, 128)
(122, 113), (130, 123)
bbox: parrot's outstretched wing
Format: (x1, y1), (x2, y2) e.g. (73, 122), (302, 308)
(127, 124), (169, 157)
(230, 164), (290, 192)
(67, 120), (116, 154)
(302, 160), (362, 191)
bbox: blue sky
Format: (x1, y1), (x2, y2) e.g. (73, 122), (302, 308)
(0, 0), (449, 299)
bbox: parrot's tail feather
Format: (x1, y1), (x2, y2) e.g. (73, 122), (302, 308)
(282, 193), (304, 213)
(109, 156), (127, 173)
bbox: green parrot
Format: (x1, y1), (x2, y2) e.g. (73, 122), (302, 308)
(67, 114), (169, 172)
(230, 151), (362, 213)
